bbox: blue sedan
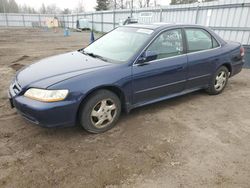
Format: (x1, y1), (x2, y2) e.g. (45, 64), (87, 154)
(9, 23), (245, 133)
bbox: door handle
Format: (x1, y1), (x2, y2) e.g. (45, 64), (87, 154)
(173, 66), (184, 71)
(175, 66), (184, 71)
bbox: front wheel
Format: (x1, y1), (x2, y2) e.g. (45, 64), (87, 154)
(206, 66), (229, 95)
(79, 90), (121, 133)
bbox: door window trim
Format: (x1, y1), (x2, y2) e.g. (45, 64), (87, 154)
(133, 28), (186, 66)
(133, 27), (222, 66)
(145, 28), (185, 61)
(183, 27), (222, 55)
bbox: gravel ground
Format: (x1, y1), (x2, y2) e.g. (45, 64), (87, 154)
(0, 28), (250, 188)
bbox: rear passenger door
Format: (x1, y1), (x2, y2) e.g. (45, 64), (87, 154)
(185, 28), (220, 89)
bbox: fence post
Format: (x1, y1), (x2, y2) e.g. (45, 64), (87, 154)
(247, 33), (250, 45)
(22, 14), (25, 27)
(5, 13), (8, 26)
(62, 15), (64, 28)
(38, 14), (41, 27)
(101, 11), (104, 33)
(160, 8), (163, 22)
(195, 4), (200, 24)
(67, 15), (69, 28)
(92, 13), (94, 30)
(76, 13), (79, 27)
(113, 10), (116, 29)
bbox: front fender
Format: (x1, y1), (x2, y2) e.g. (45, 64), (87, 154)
(48, 65), (132, 112)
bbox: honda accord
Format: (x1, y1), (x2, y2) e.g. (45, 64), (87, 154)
(9, 23), (245, 133)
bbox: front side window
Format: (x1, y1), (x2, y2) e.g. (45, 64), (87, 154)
(185, 28), (219, 52)
(146, 29), (184, 61)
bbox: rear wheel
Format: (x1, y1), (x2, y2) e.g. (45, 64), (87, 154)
(79, 90), (121, 133)
(206, 66), (229, 95)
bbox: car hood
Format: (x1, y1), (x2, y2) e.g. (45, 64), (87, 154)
(16, 51), (111, 88)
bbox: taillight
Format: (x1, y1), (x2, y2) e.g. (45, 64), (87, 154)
(240, 47), (245, 57)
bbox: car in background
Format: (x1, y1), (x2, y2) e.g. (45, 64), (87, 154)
(119, 17), (138, 26)
(76, 18), (91, 30)
(9, 23), (245, 133)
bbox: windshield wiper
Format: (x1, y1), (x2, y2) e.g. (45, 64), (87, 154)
(82, 50), (108, 62)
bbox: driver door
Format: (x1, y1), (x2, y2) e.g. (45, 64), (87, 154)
(132, 29), (188, 105)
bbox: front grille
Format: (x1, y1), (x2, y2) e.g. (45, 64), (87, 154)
(9, 79), (22, 97)
(12, 80), (21, 94)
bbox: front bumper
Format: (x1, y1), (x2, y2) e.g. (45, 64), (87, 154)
(10, 94), (79, 128)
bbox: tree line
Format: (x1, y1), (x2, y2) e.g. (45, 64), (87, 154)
(0, 0), (216, 14)
(96, 0), (216, 11)
(0, 0), (84, 14)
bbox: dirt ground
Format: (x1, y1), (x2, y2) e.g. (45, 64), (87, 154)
(0, 28), (250, 188)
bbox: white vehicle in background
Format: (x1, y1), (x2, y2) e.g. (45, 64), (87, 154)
(76, 18), (91, 30)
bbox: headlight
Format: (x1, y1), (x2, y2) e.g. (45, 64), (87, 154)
(24, 88), (69, 102)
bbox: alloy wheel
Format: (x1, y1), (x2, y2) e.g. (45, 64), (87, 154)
(214, 70), (227, 91)
(90, 98), (117, 129)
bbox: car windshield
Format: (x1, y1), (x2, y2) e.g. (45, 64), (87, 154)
(83, 27), (153, 63)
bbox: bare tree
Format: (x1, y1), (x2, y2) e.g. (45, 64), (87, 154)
(39, 3), (61, 14)
(96, 0), (110, 10)
(40, 3), (46, 14)
(138, 0), (145, 8)
(154, 0), (159, 7)
(19, 4), (36, 13)
(61, 8), (71, 14)
(170, 0), (215, 4)
(109, 0), (131, 9)
(75, 0), (85, 13)
(125, 0), (132, 8)
(136, 0), (152, 8)
(0, 0), (7, 13)
(8, 0), (19, 12)
(118, 0), (124, 9)
(0, 0), (19, 13)
(45, 4), (61, 14)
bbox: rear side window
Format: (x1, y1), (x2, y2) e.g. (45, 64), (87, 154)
(185, 28), (219, 53)
(212, 37), (219, 48)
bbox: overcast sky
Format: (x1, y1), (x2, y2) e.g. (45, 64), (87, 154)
(16, 0), (171, 12)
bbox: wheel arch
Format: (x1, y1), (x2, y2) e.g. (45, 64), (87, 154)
(76, 85), (127, 123)
(220, 63), (232, 76)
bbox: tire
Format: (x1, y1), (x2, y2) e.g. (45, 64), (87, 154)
(206, 66), (229, 95)
(79, 89), (121, 133)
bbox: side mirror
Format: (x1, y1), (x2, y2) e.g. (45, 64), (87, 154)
(137, 51), (157, 64)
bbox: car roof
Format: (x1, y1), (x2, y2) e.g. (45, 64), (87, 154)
(124, 23), (203, 30)
(123, 22), (226, 45)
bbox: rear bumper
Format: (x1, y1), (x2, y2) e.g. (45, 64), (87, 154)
(231, 59), (244, 77)
(11, 95), (79, 128)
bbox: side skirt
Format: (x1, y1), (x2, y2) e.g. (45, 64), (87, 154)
(127, 87), (207, 112)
